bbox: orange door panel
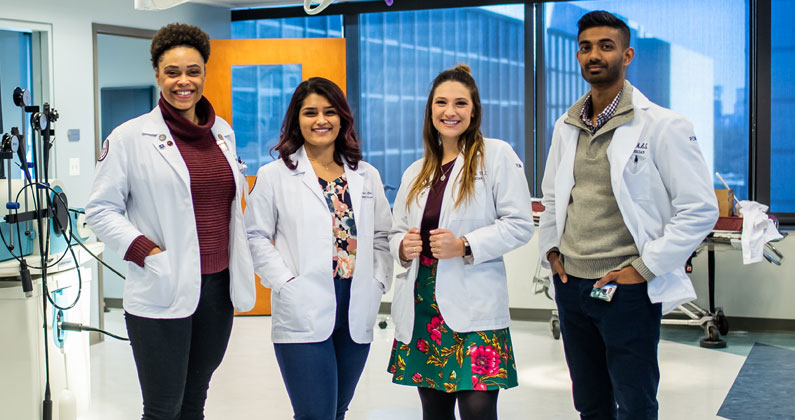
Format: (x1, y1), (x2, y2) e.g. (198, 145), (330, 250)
(204, 38), (346, 316)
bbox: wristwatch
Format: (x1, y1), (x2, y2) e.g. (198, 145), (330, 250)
(461, 236), (473, 264)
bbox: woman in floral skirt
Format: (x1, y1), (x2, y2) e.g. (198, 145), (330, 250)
(388, 64), (534, 420)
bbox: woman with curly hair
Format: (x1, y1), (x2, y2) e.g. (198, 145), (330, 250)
(245, 77), (393, 420)
(387, 64), (534, 420)
(86, 23), (256, 419)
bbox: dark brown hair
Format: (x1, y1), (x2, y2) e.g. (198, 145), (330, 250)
(272, 77), (361, 170)
(578, 11), (631, 48)
(406, 64), (484, 209)
(150, 23), (211, 68)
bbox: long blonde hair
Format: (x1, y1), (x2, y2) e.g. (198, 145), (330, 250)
(406, 64), (485, 210)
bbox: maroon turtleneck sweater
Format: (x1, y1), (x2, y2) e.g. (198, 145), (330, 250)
(123, 96), (236, 274)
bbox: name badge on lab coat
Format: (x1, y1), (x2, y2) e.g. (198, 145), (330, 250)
(217, 139), (229, 152)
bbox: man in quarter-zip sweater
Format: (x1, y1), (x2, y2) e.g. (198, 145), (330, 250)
(556, 82), (657, 283)
(541, 11), (718, 420)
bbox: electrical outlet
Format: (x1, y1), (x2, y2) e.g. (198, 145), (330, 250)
(69, 158), (80, 176)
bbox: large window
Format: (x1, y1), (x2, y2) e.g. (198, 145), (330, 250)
(358, 6), (525, 199)
(0, 28), (33, 179)
(231, 0), (793, 222)
(230, 16), (343, 169)
(771, 0), (795, 213)
(230, 8), (524, 202)
(231, 64), (303, 171)
(543, 1), (750, 200)
(232, 15), (343, 39)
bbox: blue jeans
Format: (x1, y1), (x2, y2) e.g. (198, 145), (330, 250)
(125, 269), (233, 420)
(273, 276), (370, 420)
(553, 274), (663, 420)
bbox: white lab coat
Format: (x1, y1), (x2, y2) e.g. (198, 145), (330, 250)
(245, 147), (393, 344)
(85, 106), (256, 318)
(389, 138), (534, 344)
(538, 85), (720, 313)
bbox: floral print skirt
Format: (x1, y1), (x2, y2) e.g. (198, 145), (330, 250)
(387, 257), (518, 392)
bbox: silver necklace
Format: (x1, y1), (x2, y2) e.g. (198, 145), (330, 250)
(439, 162), (454, 182)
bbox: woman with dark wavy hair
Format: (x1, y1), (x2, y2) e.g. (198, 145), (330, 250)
(245, 77), (393, 420)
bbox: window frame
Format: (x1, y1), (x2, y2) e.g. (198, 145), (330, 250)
(232, 0), (793, 226)
(233, 1), (535, 195)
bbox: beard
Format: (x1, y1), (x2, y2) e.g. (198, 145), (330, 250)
(580, 58), (623, 86)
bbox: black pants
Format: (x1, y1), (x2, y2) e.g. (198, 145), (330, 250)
(417, 388), (500, 420)
(125, 269), (234, 420)
(554, 274), (663, 420)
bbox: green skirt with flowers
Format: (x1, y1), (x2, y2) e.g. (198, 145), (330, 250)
(387, 258), (518, 393)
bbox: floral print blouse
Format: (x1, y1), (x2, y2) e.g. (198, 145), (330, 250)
(318, 175), (357, 280)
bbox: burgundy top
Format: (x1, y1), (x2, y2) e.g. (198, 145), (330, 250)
(420, 160), (455, 258)
(124, 96), (236, 274)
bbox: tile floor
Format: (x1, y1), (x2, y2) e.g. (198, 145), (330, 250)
(79, 310), (755, 420)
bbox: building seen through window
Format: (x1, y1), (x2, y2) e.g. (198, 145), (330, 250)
(231, 16), (343, 171)
(358, 6), (525, 200)
(229, 1), (770, 211)
(0, 29), (34, 180)
(771, 0), (795, 213)
(544, 1), (750, 201)
(231, 8), (524, 203)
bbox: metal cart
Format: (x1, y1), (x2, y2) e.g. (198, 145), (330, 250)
(531, 259), (560, 340)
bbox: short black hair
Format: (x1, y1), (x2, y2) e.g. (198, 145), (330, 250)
(577, 11), (630, 48)
(150, 23), (210, 68)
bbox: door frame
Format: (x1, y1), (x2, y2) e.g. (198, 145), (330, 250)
(90, 23), (156, 344)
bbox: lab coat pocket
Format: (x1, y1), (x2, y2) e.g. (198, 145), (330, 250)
(395, 271), (408, 283)
(356, 192), (375, 237)
(390, 271), (410, 326)
(368, 277), (385, 327)
(271, 277), (310, 333)
(623, 158), (653, 203)
(131, 250), (175, 308)
(375, 277), (386, 294)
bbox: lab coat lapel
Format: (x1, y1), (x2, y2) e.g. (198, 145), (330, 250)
(607, 86), (650, 200)
(607, 87), (650, 246)
(608, 120), (642, 193)
(438, 153), (465, 228)
(211, 125), (240, 191)
(143, 110), (191, 192)
(411, 184), (430, 229)
(295, 147), (327, 208)
(345, 163), (363, 226)
(555, 125), (578, 235)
